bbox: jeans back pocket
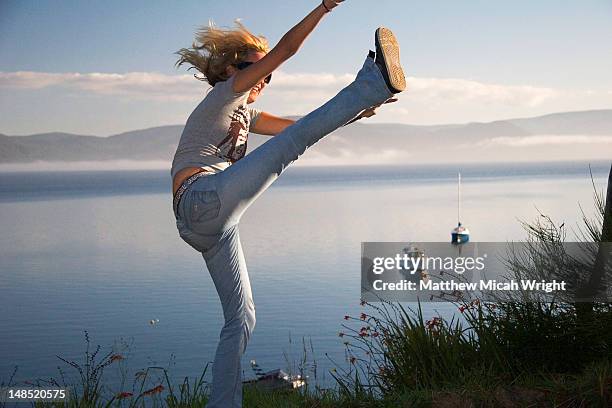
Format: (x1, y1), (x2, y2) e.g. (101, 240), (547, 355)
(190, 190), (221, 223)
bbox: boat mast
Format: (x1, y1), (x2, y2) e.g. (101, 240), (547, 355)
(457, 172), (461, 226)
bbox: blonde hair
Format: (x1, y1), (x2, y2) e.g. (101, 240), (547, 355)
(175, 21), (269, 86)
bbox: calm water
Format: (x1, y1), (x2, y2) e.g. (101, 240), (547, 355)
(0, 161), (610, 389)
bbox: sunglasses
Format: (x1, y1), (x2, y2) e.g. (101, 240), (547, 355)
(235, 61), (272, 84)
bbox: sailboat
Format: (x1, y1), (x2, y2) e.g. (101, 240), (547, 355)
(451, 172), (470, 244)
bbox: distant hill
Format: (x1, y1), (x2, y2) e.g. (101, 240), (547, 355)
(1, 109), (611, 168)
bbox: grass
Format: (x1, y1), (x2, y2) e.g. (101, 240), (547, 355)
(332, 299), (611, 407)
(4, 298), (608, 408)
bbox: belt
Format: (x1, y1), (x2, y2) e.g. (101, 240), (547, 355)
(173, 170), (213, 216)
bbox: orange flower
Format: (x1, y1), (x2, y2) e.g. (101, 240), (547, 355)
(109, 354), (125, 363)
(142, 385), (164, 396)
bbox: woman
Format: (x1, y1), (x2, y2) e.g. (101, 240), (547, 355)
(172, 1), (405, 406)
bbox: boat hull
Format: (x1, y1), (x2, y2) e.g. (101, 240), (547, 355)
(451, 232), (470, 244)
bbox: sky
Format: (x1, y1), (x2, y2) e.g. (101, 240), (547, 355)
(1, 0), (611, 136)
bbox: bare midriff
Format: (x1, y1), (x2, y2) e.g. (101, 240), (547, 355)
(172, 166), (210, 196)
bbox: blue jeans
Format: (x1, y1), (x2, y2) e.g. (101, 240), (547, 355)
(174, 56), (392, 408)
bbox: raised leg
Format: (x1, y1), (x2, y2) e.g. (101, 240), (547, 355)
(215, 55), (393, 225)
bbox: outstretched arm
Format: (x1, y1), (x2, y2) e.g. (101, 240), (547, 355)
(232, 0), (344, 93)
(250, 112), (295, 136)
(251, 98), (398, 136)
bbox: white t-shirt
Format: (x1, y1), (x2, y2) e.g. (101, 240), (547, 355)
(171, 76), (261, 179)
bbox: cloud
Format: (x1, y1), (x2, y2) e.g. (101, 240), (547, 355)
(482, 135), (612, 147)
(0, 71), (200, 101)
(3, 69), (611, 135)
(0, 70), (564, 107)
(406, 77), (558, 107)
(276, 148), (407, 167)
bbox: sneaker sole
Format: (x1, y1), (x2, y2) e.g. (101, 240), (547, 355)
(375, 27), (406, 93)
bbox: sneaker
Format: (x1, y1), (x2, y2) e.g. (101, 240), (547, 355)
(374, 27), (406, 93)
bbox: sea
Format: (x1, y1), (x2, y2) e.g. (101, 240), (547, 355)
(0, 160), (610, 391)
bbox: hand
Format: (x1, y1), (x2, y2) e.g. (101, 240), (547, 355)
(322, 0), (344, 12)
(344, 98), (398, 126)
